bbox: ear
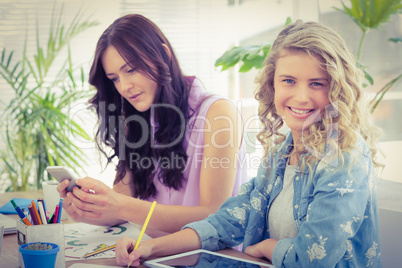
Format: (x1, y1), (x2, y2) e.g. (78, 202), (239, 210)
(162, 43), (171, 60)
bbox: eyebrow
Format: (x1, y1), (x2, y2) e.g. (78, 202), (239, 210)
(310, 77), (329, 82)
(105, 63), (128, 76)
(278, 74), (329, 82)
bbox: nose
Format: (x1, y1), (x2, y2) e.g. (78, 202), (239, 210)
(119, 76), (133, 94)
(293, 84), (310, 103)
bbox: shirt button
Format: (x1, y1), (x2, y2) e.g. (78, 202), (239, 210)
(295, 204), (299, 209)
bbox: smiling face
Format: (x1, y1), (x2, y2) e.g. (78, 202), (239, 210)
(274, 49), (330, 141)
(102, 45), (160, 112)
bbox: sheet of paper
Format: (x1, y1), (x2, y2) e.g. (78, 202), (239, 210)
(64, 222), (150, 261)
(0, 213), (17, 234)
(69, 264), (120, 268)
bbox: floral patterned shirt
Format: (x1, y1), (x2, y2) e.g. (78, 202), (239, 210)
(184, 132), (382, 267)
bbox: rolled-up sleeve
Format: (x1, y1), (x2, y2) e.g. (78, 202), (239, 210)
(183, 220), (221, 251)
(182, 178), (260, 251)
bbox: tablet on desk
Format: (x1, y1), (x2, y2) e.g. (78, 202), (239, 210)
(144, 249), (274, 267)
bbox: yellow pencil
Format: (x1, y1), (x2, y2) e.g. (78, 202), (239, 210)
(82, 244), (116, 258)
(128, 201), (157, 267)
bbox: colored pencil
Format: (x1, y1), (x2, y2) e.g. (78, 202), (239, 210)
(28, 204), (39, 225)
(48, 213), (55, 224)
(11, 200), (32, 226)
(31, 200), (42, 225)
(57, 198), (63, 223)
(82, 244), (117, 259)
(37, 201), (47, 225)
(53, 205), (60, 223)
(128, 201), (157, 267)
(39, 198), (49, 221)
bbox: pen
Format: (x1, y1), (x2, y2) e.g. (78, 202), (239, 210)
(11, 200), (32, 226)
(53, 205), (60, 223)
(28, 204), (39, 225)
(31, 200), (42, 225)
(38, 200), (47, 225)
(21, 208), (31, 223)
(48, 213), (55, 224)
(37, 200), (44, 222)
(11, 200), (25, 219)
(82, 244), (117, 259)
(39, 198), (49, 221)
(57, 198), (63, 223)
(128, 201), (157, 267)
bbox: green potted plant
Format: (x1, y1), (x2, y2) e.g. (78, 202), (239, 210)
(334, 0), (402, 112)
(19, 242), (59, 268)
(214, 0), (402, 113)
(0, 7), (99, 191)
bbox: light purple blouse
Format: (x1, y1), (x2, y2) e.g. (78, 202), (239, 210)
(147, 79), (248, 206)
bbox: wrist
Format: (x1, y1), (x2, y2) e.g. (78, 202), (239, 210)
(266, 238), (277, 260)
(143, 238), (159, 259)
(115, 192), (129, 221)
(118, 194), (141, 224)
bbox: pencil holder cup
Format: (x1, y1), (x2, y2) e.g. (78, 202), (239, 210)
(17, 221), (65, 268)
(19, 242), (59, 268)
(42, 180), (68, 220)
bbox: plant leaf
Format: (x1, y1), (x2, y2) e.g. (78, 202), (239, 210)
(215, 44), (271, 72)
(0, 5), (98, 191)
(389, 37), (402, 43)
(334, 0), (402, 32)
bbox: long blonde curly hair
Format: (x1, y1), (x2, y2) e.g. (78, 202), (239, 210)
(255, 20), (382, 169)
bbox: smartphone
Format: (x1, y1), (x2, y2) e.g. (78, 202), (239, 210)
(46, 166), (80, 192)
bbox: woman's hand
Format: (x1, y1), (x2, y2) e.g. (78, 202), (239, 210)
(115, 236), (152, 267)
(57, 177), (126, 225)
(244, 238), (277, 261)
(116, 228), (201, 267)
(56, 178), (73, 199)
(56, 179), (84, 220)
(68, 177), (124, 219)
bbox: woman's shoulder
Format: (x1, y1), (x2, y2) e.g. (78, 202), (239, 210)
(353, 132), (371, 155)
(206, 98), (239, 119)
(314, 132), (374, 178)
(187, 78), (224, 112)
(339, 132), (372, 163)
(314, 131), (370, 162)
(188, 79), (240, 122)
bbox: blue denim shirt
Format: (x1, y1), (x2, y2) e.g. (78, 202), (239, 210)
(184, 132), (382, 267)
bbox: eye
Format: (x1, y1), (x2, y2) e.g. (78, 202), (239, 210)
(127, 68), (137, 73)
(109, 77), (118, 83)
(108, 76), (119, 83)
(311, 82), (323, 87)
(283, 79), (294, 84)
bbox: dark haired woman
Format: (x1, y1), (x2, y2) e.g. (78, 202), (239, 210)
(57, 14), (247, 234)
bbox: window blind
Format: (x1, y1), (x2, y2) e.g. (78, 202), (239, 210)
(119, 0), (232, 96)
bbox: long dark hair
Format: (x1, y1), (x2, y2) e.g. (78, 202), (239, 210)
(88, 14), (192, 199)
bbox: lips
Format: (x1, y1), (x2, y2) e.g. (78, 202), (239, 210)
(129, 92), (142, 100)
(289, 107), (313, 114)
(288, 106), (314, 119)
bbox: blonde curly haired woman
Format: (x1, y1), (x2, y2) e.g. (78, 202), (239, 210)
(115, 20), (383, 267)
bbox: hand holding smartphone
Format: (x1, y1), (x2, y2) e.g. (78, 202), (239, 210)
(46, 166), (80, 192)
